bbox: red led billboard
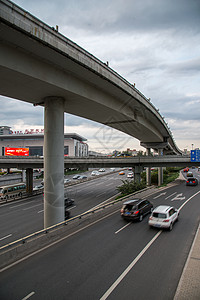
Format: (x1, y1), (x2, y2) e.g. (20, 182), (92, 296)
(5, 147), (29, 156)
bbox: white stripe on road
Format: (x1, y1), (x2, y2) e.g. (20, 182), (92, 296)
(165, 192), (177, 199)
(178, 190), (200, 211)
(96, 192), (106, 197)
(21, 291), (35, 300)
(100, 230), (162, 300)
(0, 234), (12, 241)
(115, 222), (131, 234)
(23, 204), (42, 211)
(10, 202), (33, 209)
(105, 183), (114, 187)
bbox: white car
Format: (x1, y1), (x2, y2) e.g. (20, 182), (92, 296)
(33, 185), (44, 191)
(64, 178), (71, 184)
(127, 172), (134, 178)
(91, 170), (99, 176)
(148, 205), (179, 231)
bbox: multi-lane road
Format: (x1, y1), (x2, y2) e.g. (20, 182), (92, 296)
(0, 169), (123, 247)
(0, 168), (200, 299)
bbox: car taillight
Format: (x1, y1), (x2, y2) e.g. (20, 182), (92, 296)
(186, 181), (189, 183)
(149, 216), (152, 220)
(133, 210), (139, 215)
(193, 181), (195, 183)
(163, 219), (169, 222)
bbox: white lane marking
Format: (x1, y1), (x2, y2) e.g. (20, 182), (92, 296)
(115, 223), (131, 234)
(37, 209), (44, 214)
(21, 291), (35, 300)
(96, 192), (106, 197)
(171, 193), (185, 201)
(100, 230), (162, 300)
(0, 234), (12, 241)
(165, 192), (177, 199)
(105, 183), (114, 187)
(10, 202), (33, 209)
(68, 206), (76, 211)
(23, 203), (42, 211)
(94, 182), (105, 186)
(179, 190), (200, 211)
(153, 192), (166, 199)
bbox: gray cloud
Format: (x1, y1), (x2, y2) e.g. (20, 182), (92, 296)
(15, 0), (200, 34)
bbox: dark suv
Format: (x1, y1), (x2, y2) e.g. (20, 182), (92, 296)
(121, 198), (153, 222)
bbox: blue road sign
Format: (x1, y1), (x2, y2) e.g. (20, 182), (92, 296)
(191, 150), (200, 162)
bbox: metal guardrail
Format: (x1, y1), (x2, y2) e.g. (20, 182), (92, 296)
(0, 187), (152, 253)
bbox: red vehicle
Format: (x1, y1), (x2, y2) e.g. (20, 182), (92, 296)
(183, 167), (189, 172)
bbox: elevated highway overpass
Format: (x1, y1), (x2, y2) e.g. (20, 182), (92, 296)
(0, 0), (181, 155)
(0, 156), (196, 170)
(0, 0), (183, 227)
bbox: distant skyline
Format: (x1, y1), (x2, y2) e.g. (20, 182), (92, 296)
(1, 0), (200, 153)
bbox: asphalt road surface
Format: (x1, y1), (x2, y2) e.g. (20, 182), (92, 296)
(0, 169), (124, 246)
(0, 168), (200, 299)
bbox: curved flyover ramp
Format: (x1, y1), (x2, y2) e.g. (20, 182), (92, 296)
(0, 0), (182, 155)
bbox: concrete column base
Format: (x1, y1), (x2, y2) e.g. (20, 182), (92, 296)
(134, 166), (143, 183)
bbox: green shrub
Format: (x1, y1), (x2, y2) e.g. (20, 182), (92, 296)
(117, 180), (146, 197)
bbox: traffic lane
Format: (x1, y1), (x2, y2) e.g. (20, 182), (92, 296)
(0, 212), (160, 300)
(0, 207), (43, 247)
(0, 172), (190, 247)
(0, 173), (121, 246)
(64, 173), (122, 215)
(0, 195), (43, 246)
(148, 180), (200, 209)
(0, 171), (192, 247)
(106, 190), (200, 300)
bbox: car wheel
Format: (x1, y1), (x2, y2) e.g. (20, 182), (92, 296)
(169, 222), (173, 231)
(139, 214), (143, 222)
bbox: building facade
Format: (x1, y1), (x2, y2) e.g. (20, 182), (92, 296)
(0, 127), (88, 157)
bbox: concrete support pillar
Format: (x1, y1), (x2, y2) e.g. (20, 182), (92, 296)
(146, 148), (151, 186)
(44, 96), (65, 228)
(22, 169), (26, 182)
(26, 168), (33, 193)
(134, 166), (143, 183)
(158, 149), (163, 186)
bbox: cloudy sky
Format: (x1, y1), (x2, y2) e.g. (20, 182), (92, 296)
(1, 0), (200, 153)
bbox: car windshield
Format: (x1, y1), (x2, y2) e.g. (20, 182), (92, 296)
(0, 188), (3, 193)
(153, 212), (167, 219)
